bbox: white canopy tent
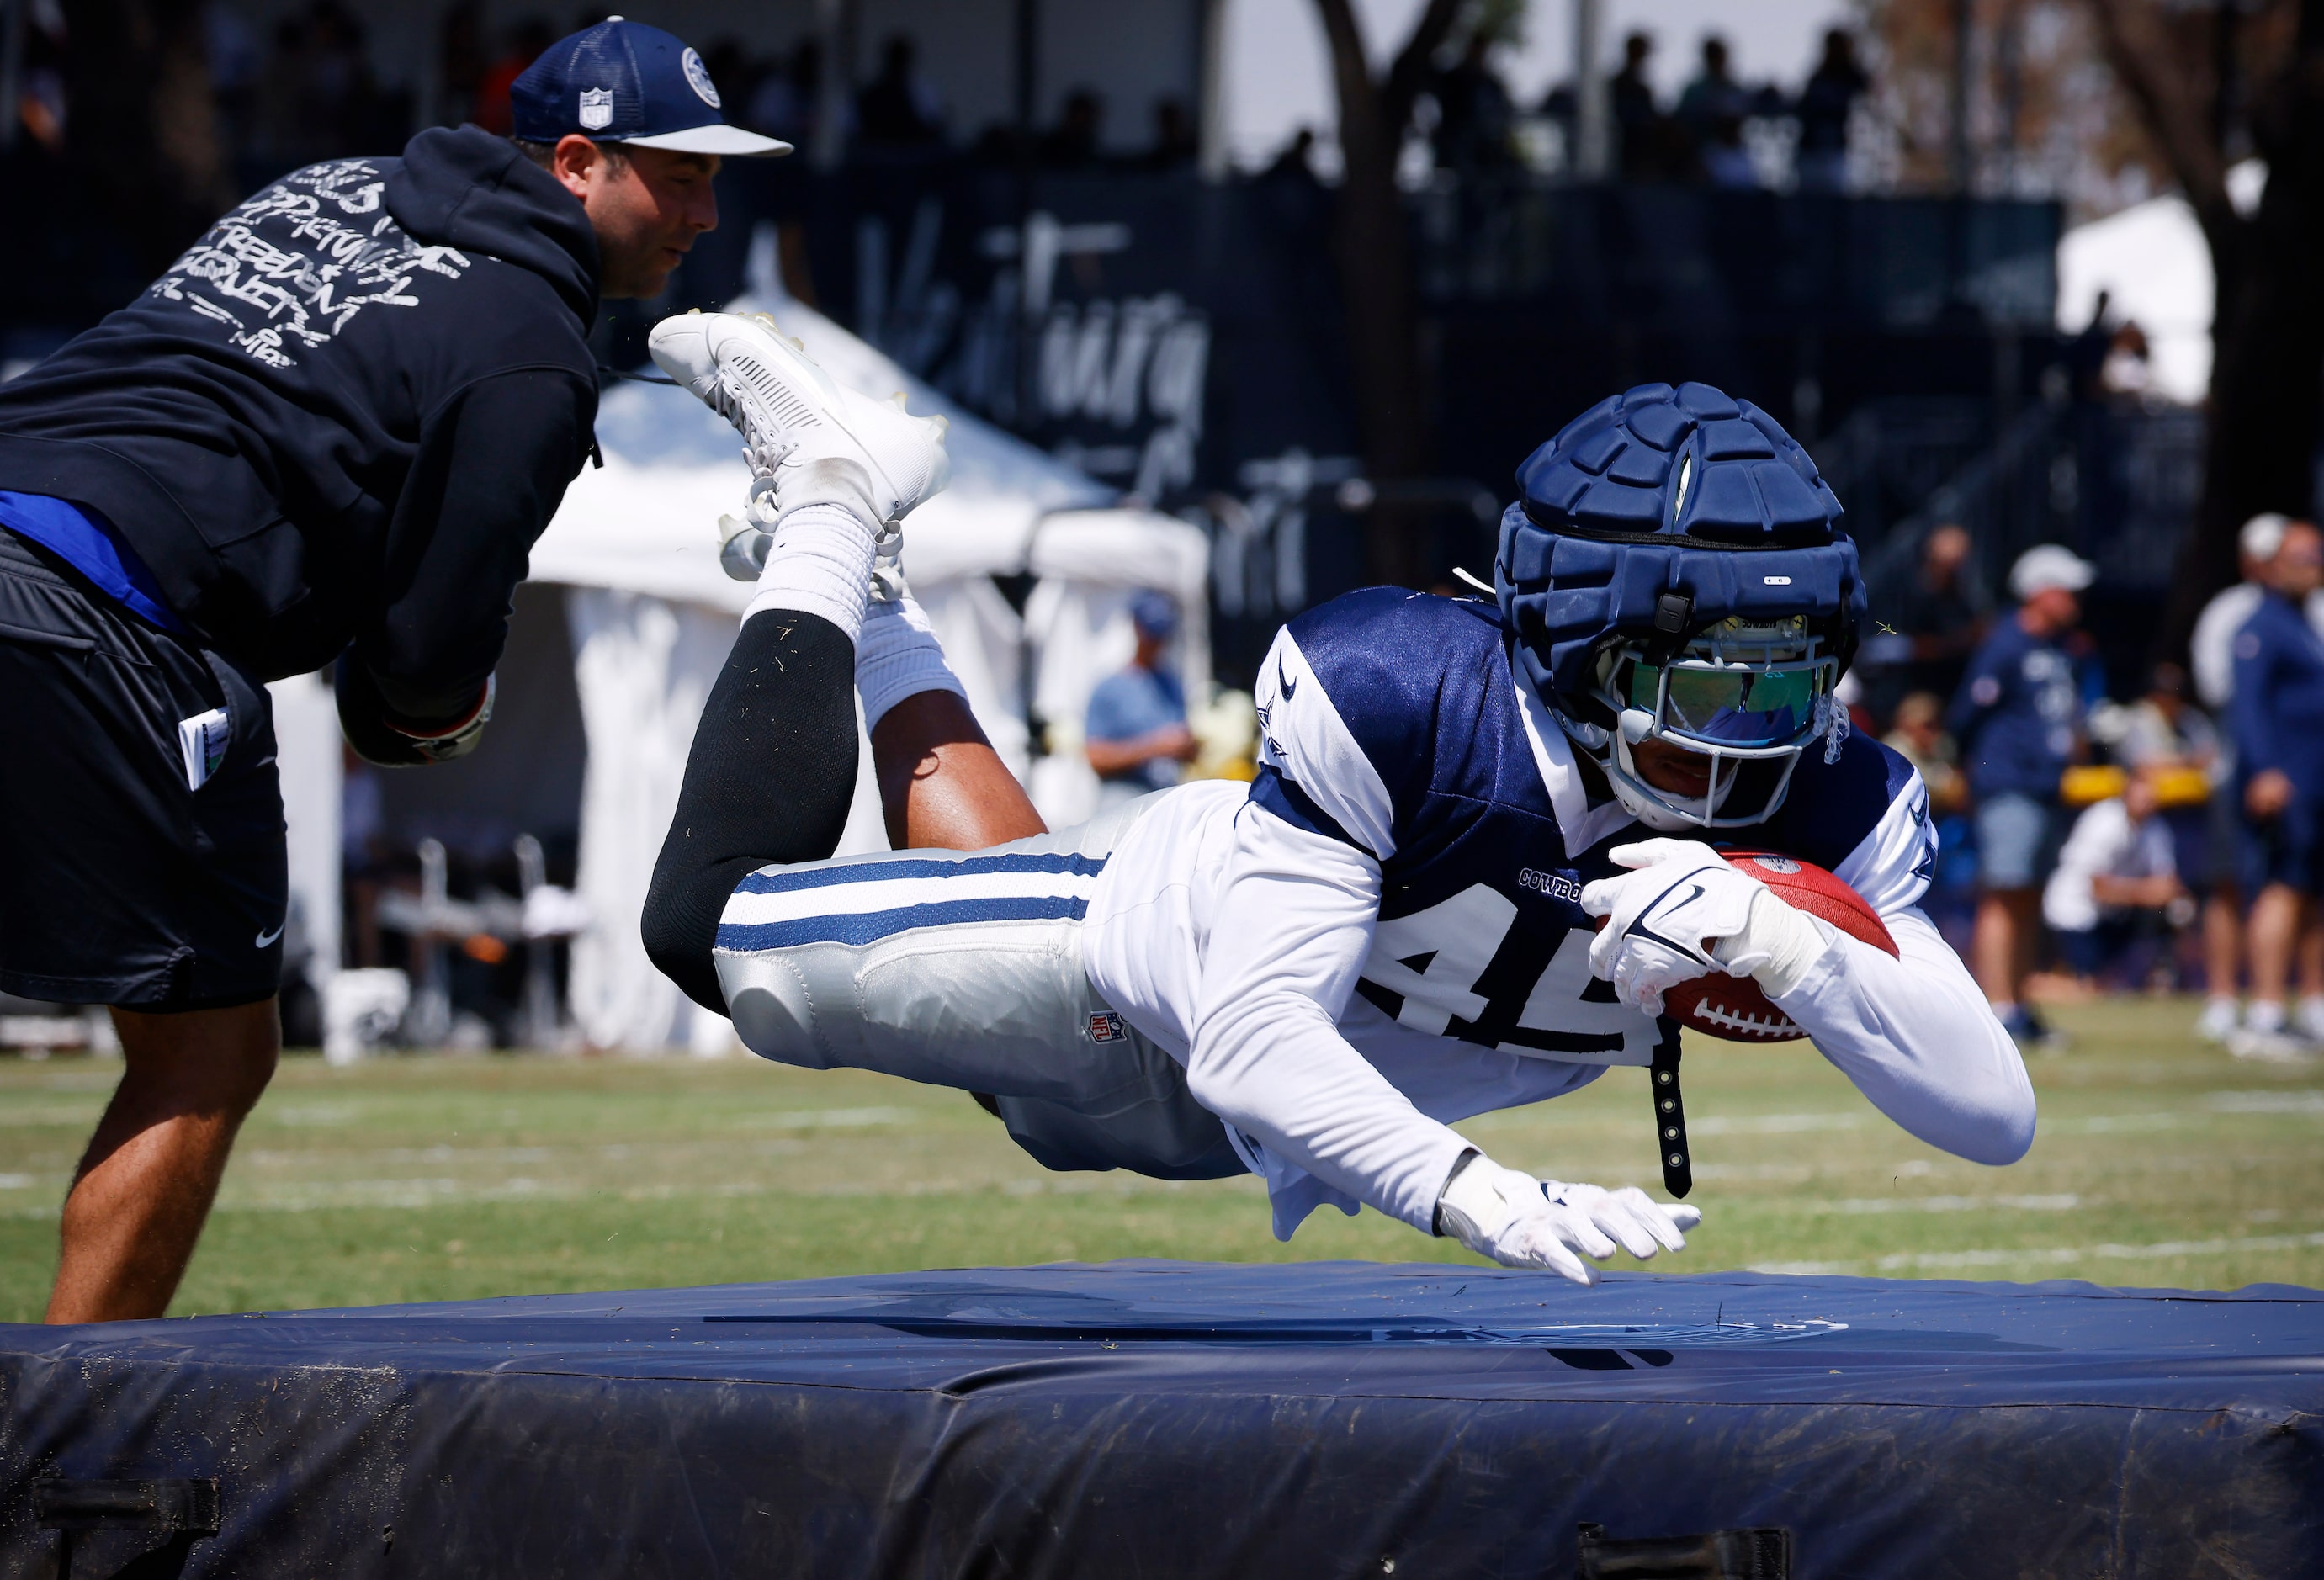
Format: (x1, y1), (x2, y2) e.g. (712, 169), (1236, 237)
(275, 263), (1212, 1053)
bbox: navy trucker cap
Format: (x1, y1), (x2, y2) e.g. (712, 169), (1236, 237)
(511, 16), (791, 156)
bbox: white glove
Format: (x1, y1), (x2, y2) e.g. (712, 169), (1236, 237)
(1435, 1152), (1702, 1284)
(1580, 840), (1828, 1015)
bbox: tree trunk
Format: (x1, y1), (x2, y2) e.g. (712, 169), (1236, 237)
(2167, 14), (2324, 655)
(1312, 0), (1460, 588)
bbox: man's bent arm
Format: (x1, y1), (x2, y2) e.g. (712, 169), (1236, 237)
(1187, 801), (1474, 1234)
(358, 366), (598, 723)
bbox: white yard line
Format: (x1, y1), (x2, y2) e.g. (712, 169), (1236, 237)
(1755, 1228), (2324, 1277)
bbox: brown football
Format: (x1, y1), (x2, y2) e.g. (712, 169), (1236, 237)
(1661, 850), (1898, 1042)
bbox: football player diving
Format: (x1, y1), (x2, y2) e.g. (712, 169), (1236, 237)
(639, 312), (2035, 1284)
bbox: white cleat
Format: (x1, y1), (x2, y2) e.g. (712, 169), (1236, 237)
(2194, 999), (2241, 1045)
(2228, 1027), (2317, 1064)
(648, 310), (951, 527)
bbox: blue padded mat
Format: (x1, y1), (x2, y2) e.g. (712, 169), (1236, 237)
(1, 1263), (2317, 1577)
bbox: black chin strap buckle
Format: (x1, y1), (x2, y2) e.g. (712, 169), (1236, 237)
(1651, 1021), (1691, 1199)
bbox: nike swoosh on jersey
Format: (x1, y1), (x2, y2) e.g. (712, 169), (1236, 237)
(1277, 654), (1298, 698)
(255, 922), (284, 948)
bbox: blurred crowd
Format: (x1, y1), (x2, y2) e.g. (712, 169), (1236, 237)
(1856, 514), (2324, 1060)
(2, 2), (1202, 185)
(5, 4), (1870, 194)
(1427, 25), (1871, 188)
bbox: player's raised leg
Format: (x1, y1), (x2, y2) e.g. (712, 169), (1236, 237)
(639, 310), (950, 1010)
(856, 527), (1045, 851)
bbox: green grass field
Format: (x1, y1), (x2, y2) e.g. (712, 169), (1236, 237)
(2, 995), (2320, 1322)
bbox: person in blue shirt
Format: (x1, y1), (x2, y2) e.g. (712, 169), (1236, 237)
(1948, 544), (2096, 1047)
(1085, 591), (1197, 812)
(2228, 518), (2324, 1060)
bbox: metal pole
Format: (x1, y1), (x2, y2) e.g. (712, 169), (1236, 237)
(1196, 0), (1229, 181)
(1014, 0), (1039, 142)
(0, 0), (26, 154)
(1573, 0), (1608, 180)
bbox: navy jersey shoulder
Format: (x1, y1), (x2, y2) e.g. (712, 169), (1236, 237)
(1281, 588), (1552, 864)
(1739, 729), (1917, 875)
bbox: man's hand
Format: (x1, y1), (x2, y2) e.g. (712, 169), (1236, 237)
(1580, 840), (1763, 1015)
(1085, 723), (1198, 777)
(1582, 840), (1833, 1012)
(337, 665), (496, 768)
(1435, 1152), (1701, 1284)
(2248, 768), (2295, 820)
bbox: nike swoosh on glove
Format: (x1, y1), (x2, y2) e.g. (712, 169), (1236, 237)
(1435, 1152), (1702, 1284)
(1580, 840), (1765, 1015)
(1581, 839), (1834, 1014)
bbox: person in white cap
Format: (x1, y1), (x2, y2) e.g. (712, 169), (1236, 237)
(2186, 513), (2324, 1047)
(1947, 543), (2098, 1047)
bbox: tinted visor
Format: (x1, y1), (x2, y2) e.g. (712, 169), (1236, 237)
(1625, 660), (1823, 749)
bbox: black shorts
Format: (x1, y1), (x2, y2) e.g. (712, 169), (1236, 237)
(0, 528), (284, 1009)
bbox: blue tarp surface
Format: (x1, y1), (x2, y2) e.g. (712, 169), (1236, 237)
(2, 1262), (2318, 1577)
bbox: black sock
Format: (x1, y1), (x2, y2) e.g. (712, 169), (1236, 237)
(642, 611), (859, 1012)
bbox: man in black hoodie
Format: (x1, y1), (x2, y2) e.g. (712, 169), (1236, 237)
(0, 19), (788, 1322)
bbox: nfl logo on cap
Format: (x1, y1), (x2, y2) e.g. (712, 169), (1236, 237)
(511, 15), (792, 156)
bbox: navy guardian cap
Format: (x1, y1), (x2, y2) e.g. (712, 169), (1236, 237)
(512, 17), (792, 157)
(1494, 382), (1865, 830)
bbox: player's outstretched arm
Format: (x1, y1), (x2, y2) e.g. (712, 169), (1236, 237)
(1760, 906), (2035, 1164)
(1583, 835), (2034, 1165)
(1190, 801), (1698, 1280)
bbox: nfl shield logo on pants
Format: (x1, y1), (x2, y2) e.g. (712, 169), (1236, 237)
(578, 87), (614, 130)
(1087, 1011), (1127, 1044)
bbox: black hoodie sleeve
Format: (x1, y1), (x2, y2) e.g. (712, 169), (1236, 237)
(354, 363), (599, 724)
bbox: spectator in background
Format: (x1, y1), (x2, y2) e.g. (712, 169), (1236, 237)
(1141, 99), (1199, 171)
(1793, 28), (1867, 194)
(1862, 522), (1992, 732)
(857, 34), (944, 149)
(2190, 513), (2295, 1041)
(1676, 35), (1756, 188)
(1885, 691), (1967, 816)
(1611, 32), (1663, 181)
(2229, 518), (2324, 1061)
(2042, 766), (2185, 988)
(750, 38), (844, 151)
(1897, 523), (1992, 699)
(2106, 663), (2219, 997)
(1041, 90), (1105, 169)
(1264, 127), (1319, 184)
(1886, 689), (1975, 945)
(2100, 321), (2154, 400)
(1430, 31), (1517, 173)
(1950, 544), (2097, 1048)
(1085, 592), (1196, 814)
